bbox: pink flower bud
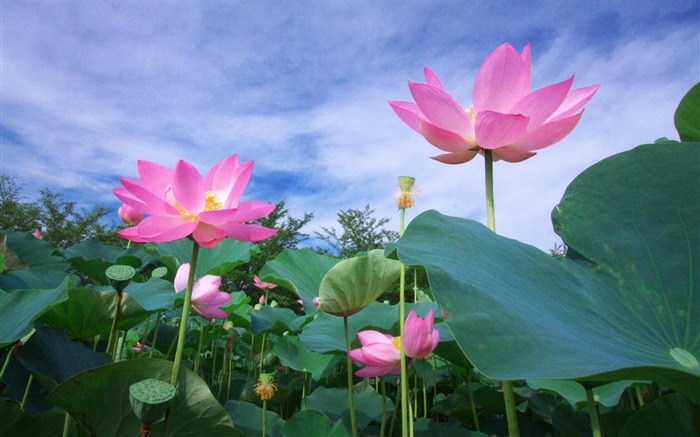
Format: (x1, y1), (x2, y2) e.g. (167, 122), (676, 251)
(118, 204), (144, 226)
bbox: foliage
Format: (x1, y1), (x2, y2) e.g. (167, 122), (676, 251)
(0, 174), (121, 248)
(0, 83), (698, 437)
(223, 200), (313, 306)
(314, 204), (399, 259)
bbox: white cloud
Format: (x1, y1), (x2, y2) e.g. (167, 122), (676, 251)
(1, 1), (697, 251)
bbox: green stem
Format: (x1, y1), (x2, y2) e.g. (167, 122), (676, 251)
(149, 313), (161, 359)
(380, 377), (387, 437)
(211, 339), (218, 386)
(105, 290), (124, 359)
(262, 399), (267, 437)
(408, 396), (414, 437)
(413, 375), (418, 419)
(484, 150), (519, 437)
(0, 349), (13, 381)
(165, 326), (178, 360)
(388, 388), (400, 437)
(170, 241), (200, 386)
(20, 374), (33, 410)
(421, 363), (427, 418)
(467, 368), (480, 431)
(586, 387), (602, 437)
(344, 316), (359, 437)
(194, 319), (206, 375)
(62, 412), (71, 437)
(503, 380), (519, 437)
(302, 373), (308, 410)
(634, 385), (645, 407)
(484, 149), (496, 232)
(115, 329), (127, 361)
(259, 333), (267, 376)
(399, 207), (409, 437)
(141, 315), (152, 357)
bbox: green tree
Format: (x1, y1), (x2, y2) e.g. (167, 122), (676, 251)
(0, 174), (42, 232)
(314, 204), (399, 259)
(224, 200), (314, 305)
(0, 174), (121, 248)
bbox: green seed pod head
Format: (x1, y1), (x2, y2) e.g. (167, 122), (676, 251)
(151, 266), (168, 279)
(129, 378), (177, 424)
(105, 265), (136, 291)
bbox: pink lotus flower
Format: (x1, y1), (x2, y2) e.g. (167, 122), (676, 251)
(32, 229), (42, 239)
(174, 263), (231, 319)
(348, 331), (402, 377)
(118, 203), (144, 226)
(253, 276), (277, 290)
(389, 43), (599, 163)
(349, 310), (440, 377)
(403, 309), (439, 359)
(113, 154), (278, 248)
(132, 342), (145, 352)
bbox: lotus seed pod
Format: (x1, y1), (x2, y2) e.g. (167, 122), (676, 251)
(151, 266), (168, 279)
(105, 265), (136, 292)
(129, 378), (177, 425)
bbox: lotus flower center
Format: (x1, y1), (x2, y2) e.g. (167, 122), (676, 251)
(466, 105), (476, 125)
(173, 191), (223, 218)
(204, 191), (223, 211)
(391, 336), (402, 351)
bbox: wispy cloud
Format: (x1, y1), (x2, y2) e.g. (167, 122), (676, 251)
(2, 1), (698, 251)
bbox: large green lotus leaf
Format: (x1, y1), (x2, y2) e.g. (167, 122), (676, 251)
(221, 291), (252, 330)
(225, 399), (284, 437)
(0, 400), (75, 437)
(124, 277), (178, 312)
(619, 393), (699, 436)
(527, 380), (641, 408)
(272, 335), (342, 380)
(391, 143), (700, 402)
(414, 417), (488, 437)
(40, 286), (151, 339)
(318, 249), (401, 317)
(46, 359), (235, 437)
(63, 238), (128, 283)
(306, 386), (388, 430)
(2, 325), (111, 415)
(281, 409), (332, 437)
(250, 305), (308, 335)
(299, 301), (438, 353)
(18, 325), (112, 386)
(0, 278), (71, 347)
(675, 82), (700, 142)
(259, 248), (340, 313)
(0, 232), (75, 290)
(149, 238), (259, 278)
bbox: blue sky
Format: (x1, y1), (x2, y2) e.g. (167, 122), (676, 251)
(1, 1), (698, 251)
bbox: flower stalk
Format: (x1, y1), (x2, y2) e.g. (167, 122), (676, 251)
(484, 150), (519, 437)
(396, 176), (416, 437)
(344, 316), (360, 437)
(399, 208), (409, 437)
(170, 241), (200, 386)
(585, 386), (602, 437)
(194, 319), (206, 375)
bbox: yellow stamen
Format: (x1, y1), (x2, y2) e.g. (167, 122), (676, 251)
(173, 191), (223, 219)
(254, 374), (277, 401)
(204, 191), (222, 211)
(466, 105), (476, 125)
(395, 192), (415, 209)
(391, 336), (402, 351)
